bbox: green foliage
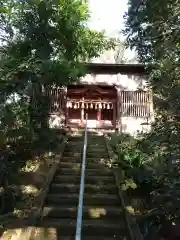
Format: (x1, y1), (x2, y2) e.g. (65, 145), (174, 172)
(110, 133), (148, 168)
(0, 0), (113, 135)
(124, 0), (180, 116)
(110, 132), (180, 238)
(124, 2), (180, 237)
(0, 0), (112, 142)
(0, 0), (113, 215)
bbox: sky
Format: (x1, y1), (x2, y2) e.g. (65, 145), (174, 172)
(88, 0), (128, 39)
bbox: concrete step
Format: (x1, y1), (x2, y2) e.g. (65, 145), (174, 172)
(47, 193), (120, 206)
(60, 157), (109, 164)
(38, 218), (127, 236)
(87, 136), (104, 138)
(87, 138), (105, 141)
(87, 138), (105, 140)
(42, 205), (123, 220)
(64, 149), (82, 153)
(68, 137), (84, 141)
(67, 143), (105, 148)
(86, 147), (107, 151)
(87, 142), (105, 146)
(86, 151), (108, 155)
(63, 148), (108, 154)
(59, 162), (108, 170)
(54, 175), (115, 185)
(64, 148), (107, 153)
(64, 145), (82, 150)
(63, 152), (82, 157)
(67, 137), (104, 143)
(63, 152), (108, 158)
(86, 152), (109, 158)
(56, 168), (112, 176)
(50, 183), (117, 195)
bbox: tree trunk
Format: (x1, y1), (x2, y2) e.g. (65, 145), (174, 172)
(28, 81), (50, 138)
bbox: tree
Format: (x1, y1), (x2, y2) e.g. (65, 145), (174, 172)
(124, 0), (180, 235)
(124, 0), (180, 117)
(0, 0), (113, 138)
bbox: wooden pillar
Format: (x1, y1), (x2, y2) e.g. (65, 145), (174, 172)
(115, 86), (121, 133)
(97, 109), (101, 121)
(113, 101), (116, 129)
(65, 97), (69, 126)
(81, 97), (84, 126)
(97, 101), (102, 121)
(96, 100), (101, 128)
(65, 105), (68, 126)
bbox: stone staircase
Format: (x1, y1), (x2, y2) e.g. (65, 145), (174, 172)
(37, 132), (130, 239)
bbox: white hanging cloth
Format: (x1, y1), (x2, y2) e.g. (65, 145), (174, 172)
(69, 102), (72, 108)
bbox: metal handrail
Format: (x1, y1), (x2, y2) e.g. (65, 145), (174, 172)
(75, 114), (88, 240)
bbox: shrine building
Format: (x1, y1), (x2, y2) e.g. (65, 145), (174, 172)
(48, 63), (154, 135)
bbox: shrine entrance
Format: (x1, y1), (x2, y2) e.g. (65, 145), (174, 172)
(66, 85), (117, 129)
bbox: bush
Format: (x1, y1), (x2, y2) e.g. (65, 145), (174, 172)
(109, 133), (148, 168)
(110, 132), (180, 238)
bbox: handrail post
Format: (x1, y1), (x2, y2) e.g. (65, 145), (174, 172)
(75, 114), (88, 240)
